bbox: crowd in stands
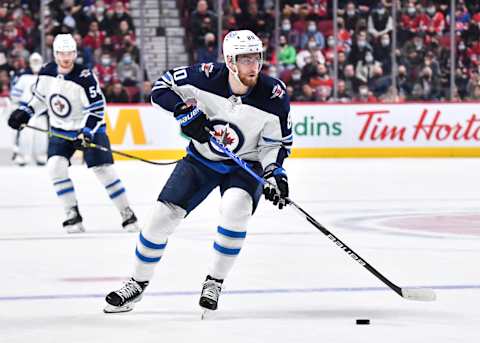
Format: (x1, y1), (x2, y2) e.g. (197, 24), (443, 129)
(185, 0), (480, 102)
(0, 0), (147, 103)
(4, 1), (480, 104)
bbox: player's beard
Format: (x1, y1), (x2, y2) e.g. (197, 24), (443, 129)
(238, 72), (259, 88)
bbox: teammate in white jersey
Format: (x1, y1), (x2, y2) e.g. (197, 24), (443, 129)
(9, 53), (48, 166)
(104, 30), (292, 314)
(7, 34), (139, 234)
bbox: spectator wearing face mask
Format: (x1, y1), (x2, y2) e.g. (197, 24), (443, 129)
(94, 53), (117, 89)
(373, 33), (392, 73)
(278, 35), (297, 69)
(280, 18), (300, 49)
(368, 3), (393, 40)
(300, 21), (325, 50)
(112, 2), (135, 35)
(396, 65), (413, 98)
(117, 53), (140, 87)
(287, 68), (304, 101)
(356, 82), (378, 103)
(419, 3), (445, 34)
(355, 51), (382, 84)
(347, 30), (373, 66)
(196, 32), (218, 63)
(342, 1), (361, 34)
(411, 66), (441, 100)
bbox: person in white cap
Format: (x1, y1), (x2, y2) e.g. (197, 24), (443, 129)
(7, 34), (139, 234)
(104, 30), (292, 316)
(8, 52), (48, 166)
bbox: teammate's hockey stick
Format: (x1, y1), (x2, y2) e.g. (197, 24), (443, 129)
(206, 128), (436, 302)
(22, 124), (179, 166)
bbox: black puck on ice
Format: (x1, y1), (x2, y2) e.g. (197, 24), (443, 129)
(356, 319), (370, 325)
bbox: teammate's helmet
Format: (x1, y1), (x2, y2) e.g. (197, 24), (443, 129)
(29, 52), (43, 74)
(223, 30), (263, 71)
(53, 34), (77, 55)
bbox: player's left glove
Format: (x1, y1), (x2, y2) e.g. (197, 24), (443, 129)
(173, 102), (211, 143)
(73, 127), (94, 150)
(8, 106), (34, 130)
(263, 163), (289, 210)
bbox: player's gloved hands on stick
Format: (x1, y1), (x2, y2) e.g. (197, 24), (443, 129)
(8, 106), (34, 130)
(174, 102), (211, 143)
(73, 127), (94, 150)
(263, 163), (289, 209)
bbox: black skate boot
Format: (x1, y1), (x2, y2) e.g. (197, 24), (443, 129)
(62, 206), (85, 233)
(199, 275), (223, 318)
(121, 207), (140, 232)
(104, 277), (149, 313)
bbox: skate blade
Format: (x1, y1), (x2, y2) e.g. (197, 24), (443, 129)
(103, 303), (135, 314)
(201, 308), (217, 320)
(65, 223), (86, 234)
(123, 223), (140, 233)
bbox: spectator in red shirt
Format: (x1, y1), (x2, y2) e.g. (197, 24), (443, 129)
(83, 21), (105, 50)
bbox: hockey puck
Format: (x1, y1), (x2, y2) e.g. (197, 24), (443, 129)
(356, 319), (370, 325)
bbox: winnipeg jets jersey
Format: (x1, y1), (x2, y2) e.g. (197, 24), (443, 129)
(26, 62), (106, 132)
(151, 63), (292, 169)
(10, 70), (38, 107)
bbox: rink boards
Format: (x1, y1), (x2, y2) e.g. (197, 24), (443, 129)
(2, 100), (480, 158)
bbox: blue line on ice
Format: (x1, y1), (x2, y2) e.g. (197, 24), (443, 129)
(0, 284), (478, 302)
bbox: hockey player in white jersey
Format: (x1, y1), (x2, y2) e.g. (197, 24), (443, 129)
(9, 52), (48, 166)
(104, 30), (292, 315)
(7, 34), (139, 233)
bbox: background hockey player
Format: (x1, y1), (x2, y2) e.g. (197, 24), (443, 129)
(104, 30), (292, 315)
(9, 52), (48, 166)
(7, 34), (139, 234)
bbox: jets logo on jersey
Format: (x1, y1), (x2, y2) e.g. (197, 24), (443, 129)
(49, 93), (71, 118)
(270, 84), (285, 99)
(80, 69), (91, 78)
(200, 63), (214, 78)
(208, 120), (245, 157)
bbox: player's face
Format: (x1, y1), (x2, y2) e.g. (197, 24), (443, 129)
(55, 51), (76, 70)
(236, 53), (261, 87)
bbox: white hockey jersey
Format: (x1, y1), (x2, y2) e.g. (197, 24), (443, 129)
(151, 63), (292, 170)
(26, 62), (106, 133)
(10, 71), (38, 107)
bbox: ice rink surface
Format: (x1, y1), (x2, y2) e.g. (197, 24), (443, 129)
(1, 158), (479, 343)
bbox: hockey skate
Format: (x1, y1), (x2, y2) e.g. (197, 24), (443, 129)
(62, 206), (85, 233)
(104, 278), (149, 313)
(199, 275), (223, 319)
(121, 207), (140, 232)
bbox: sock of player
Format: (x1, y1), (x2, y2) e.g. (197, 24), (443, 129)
(47, 156), (77, 209)
(209, 188), (252, 280)
(92, 165), (129, 212)
(133, 201), (185, 281)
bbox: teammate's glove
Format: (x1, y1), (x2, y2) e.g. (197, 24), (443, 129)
(73, 127), (94, 150)
(173, 102), (211, 143)
(263, 163), (289, 210)
(8, 106), (34, 130)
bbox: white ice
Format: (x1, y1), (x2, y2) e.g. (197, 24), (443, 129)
(1, 158), (479, 343)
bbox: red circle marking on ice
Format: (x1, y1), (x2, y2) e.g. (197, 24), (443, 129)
(380, 214), (480, 236)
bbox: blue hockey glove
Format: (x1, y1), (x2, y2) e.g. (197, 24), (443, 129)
(8, 106), (33, 130)
(263, 163), (289, 210)
(173, 102), (211, 143)
(73, 127), (94, 150)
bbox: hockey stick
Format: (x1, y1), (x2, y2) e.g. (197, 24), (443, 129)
(22, 124), (179, 166)
(206, 129), (436, 302)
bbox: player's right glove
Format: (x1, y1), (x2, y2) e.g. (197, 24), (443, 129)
(173, 102), (211, 143)
(8, 106), (34, 130)
(73, 127), (94, 150)
(263, 163), (289, 210)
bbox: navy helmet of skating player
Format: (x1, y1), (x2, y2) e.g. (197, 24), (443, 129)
(222, 30), (263, 78)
